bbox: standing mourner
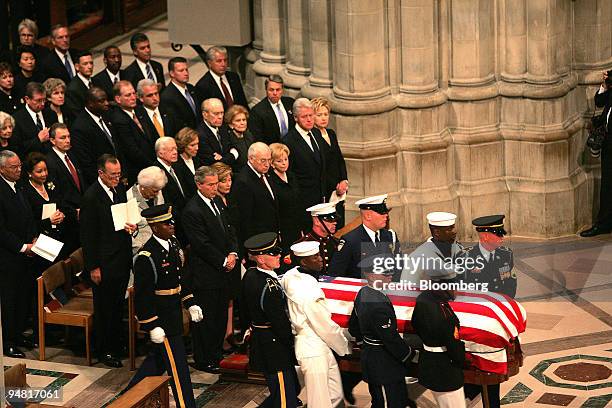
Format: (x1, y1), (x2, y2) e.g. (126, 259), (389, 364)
(281, 241), (349, 408)
(241, 232), (299, 408)
(127, 204), (203, 408)
(348, 257), (418, 408)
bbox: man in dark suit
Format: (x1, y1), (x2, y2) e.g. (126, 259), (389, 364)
(195, 46), (248, 111)
(154, 136), (187, 244)
(196, 98), (237, 166)
(249, 75), (295, 144)
(64, 50), (94, 121)
(230, 142), (279, 247)
(0, 150), (37, 358)
(282, 97), (327, 230)
(123, 33), (165, 93)
(12, 82), (57, 158)
(182, 165), (239, 373)
(109, 80), (155, 184)
(160, 56), (201, 131)
(92, 45), (122, 99)
(46, 123), (86, 255)
(71, 87), (120, 185)
(39, 24), (78, 83)
(136, 78), (177, 139)
(80, 154), (136, 368)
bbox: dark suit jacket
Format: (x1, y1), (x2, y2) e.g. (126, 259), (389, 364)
(92, 69), (123, 99)
(154, 159), (187, 244)
(173, 156), (201, 199)
(268, 170), (302, 252)
(320, 128), (348, 198)
(135, 105), (178, 139)
(248, 96), (295, 145)
(123, 59), (165, 92)
(182, 194), (238, 290)
(13, 70), (45, 103)
(282, 127), (327, 215)
(0, 90), (21, 115)
(80, 181), (132, 280)
(12, 106), (58, 157)
(160, 82), (201, 130)
(196, 122), (235, 166)
(39, 48), (80, 83)
(64, 76), (89, 122)
(195, 71), (248, 111)
(0, 178), (36, 275)
(42, 106), (71, 129)
(230, 165), (279, 246)
(70, 110), (120, 185)
(225, 128), (255, 174)
(109, 107), (156, 184)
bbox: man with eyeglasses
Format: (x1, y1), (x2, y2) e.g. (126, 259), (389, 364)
(80, 154), (137, 368)
(0, 150), (37, 358)
(12, 81), (56, 157)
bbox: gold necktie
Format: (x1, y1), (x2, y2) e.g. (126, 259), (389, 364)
(152, 112), (164, 137)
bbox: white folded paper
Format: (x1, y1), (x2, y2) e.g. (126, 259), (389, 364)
(32, 233), (64, 262)
(41, 203), (56, 220)
(329, 191), (346, 204)
(111, 198), (141, 231)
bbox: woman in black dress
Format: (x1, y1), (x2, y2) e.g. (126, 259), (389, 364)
(42, 78), (69, 127)
(268, 143), (302, 253)
(224, 104), (255, 174)
(0, 111), (18, 152)
(173, 127), (201, 199)
(312, 97), (349, 228)
(0, 62), (21, 114)
(13, 46), (44, 103)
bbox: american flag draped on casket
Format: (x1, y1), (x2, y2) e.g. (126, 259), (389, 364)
(318, 276), (527, 375)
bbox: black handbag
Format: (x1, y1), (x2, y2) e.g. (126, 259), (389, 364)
(586, 113), (606, 158)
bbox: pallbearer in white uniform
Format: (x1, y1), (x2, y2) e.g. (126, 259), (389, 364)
(281, 241), (350, 408)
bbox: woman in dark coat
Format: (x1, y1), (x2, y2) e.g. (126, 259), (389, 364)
(173, 127), (202, 199)
(312, 97), (349, 228)
(13, 46), (44, 103)
(0, 111), (19, 152)
(224, 104), (255, 174)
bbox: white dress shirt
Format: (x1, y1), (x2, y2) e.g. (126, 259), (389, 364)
(247, 162), (274, 199)
(210, 71), (233, 99)
(269, 99), (289, 133)
(136, 58), (158, 83)
(55, 48), (75, 76)
(26, 104), (45, 128)
(295, 124), (318, 152)
(98, 177), (114, 202)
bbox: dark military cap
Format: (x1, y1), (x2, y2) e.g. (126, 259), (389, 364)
(472, 214), (506, 236)
(244, 232), (283, 256)
(355, 194), (390, 214)
(141, 204), (173, 224)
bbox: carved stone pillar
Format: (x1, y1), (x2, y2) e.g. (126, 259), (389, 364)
(280, 0), (311, 97)
(302, 0), (333, 98)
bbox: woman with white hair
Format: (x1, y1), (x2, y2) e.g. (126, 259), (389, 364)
(0, 111), (17, 152)
(130, 166), (168, 253)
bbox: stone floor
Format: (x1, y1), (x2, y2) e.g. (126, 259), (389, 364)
(3, 15), (612, 408)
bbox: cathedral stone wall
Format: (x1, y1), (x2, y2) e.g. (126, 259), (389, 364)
(242, 0), (612, 242)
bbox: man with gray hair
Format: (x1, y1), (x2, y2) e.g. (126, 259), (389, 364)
(135, 79), (177, 139)
(249, 74), (295, 144)
(0, 150), (37, 358)
(196, 97), (237, 166)
(283, 97), (327, 230)
(130, 166), (167, 253)
(231, 141), (280, 247)
(195, 46), (248, 110)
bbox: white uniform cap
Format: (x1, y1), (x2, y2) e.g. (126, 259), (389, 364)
(306, 202), (337, 216)
(290, 241), (320, 257)
(426, 212), (457, 227)
(355, 194), (388, 207)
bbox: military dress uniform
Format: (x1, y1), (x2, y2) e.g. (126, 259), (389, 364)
(348, 280), (416, 408)
(293, 230), (338, 274)
(127, 205), (200, 408)
(241, 232), (298, 408)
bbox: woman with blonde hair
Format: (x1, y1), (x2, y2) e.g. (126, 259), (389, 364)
(224, 104), (255, 173)
(0, 111), (17, 152)
(42, 78), (68, 126)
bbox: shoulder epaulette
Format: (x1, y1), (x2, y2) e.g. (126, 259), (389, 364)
(137, 250), (151, 257)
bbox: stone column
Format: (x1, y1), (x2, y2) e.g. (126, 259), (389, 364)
(243, 0), (263, 103)
(280, 0), (311, 97)
(301, 0), (333, 98)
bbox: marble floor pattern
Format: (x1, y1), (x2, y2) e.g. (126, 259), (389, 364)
(3, 15), (612, 408)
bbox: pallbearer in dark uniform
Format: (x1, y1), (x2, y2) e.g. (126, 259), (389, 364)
(127, 204), (203, 408)
(328, 194), (401, 279)
(241, 232), (298, 408)
(411, 262), (467, 408)
(463, 214), (515, 408)
(290, 202), (340, 274)
(348, 258), (418, 408)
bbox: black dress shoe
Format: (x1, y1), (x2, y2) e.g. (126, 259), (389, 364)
(193, 363), (220, 374)
(100, 353), (123, 368)
(4, 346), (25, 358)
(580, 225), (611, 237)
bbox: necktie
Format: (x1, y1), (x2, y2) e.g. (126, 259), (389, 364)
(152, 112), (164, 137)
(64, 54), (74, 79)
(111, 188), (119, 204)
(184, 89), (197, 114)
(219, 77), (234, 107)
(132, 112), (143, 132)
(113, 75), (118, 84)
(211, 200), (226, 231)
(260, 174), (274, 199)
(35, 114), (43, 131)
(87, 80), (92, 89)
(275, 104), (288, 137)
(146, 198), (155, 208)
(99, 118), (115, 149)
(375, 231), (380, 246)
(64, 155), (81, 192)
(307, 131), (321, 161)
(146, 64), (154, 81)
(169, 167), (184, 197)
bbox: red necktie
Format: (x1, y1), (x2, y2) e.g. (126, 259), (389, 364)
(219, 77), (234, 108)
(65, 154), (81, 192)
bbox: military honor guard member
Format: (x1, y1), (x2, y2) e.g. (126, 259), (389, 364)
(348, 257), (418, 408)
(281, 241), (349, 408)
(241, 232), (299, 408)
(291, 202), (341, 275)
(463, 214), (516, 298)
(411, 254), (467, 408)
(328, 194), (400, 279)
(127, 204), (203, 408)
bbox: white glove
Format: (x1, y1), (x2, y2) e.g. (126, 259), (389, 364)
(150, 327), (166, 344)
(188, 305), (203, 322)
